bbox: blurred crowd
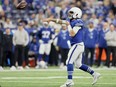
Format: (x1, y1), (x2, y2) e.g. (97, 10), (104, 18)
(0, 0), (116, 70)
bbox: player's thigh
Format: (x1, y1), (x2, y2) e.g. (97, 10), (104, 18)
(45, 43), (51, 55)
(66, 44), (84, 65)
(75, 53), (83, 68)
(39, 44), (45, 54)
(66, 45), (77, 63)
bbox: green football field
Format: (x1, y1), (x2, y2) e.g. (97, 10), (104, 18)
(0, 67), (116, 87)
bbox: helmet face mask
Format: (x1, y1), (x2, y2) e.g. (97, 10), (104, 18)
(68, 7), (82, 19)
(68, 11), (74, 19)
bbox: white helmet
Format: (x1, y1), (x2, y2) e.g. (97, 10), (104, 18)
(68, 7), (82, 19)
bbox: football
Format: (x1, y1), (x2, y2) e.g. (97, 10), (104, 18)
(16, 0), (27, 9)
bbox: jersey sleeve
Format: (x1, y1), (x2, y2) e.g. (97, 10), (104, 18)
(75, 19), (84, 27)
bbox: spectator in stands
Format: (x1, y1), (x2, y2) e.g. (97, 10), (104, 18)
(102, 0), (111, 17)
(106, 10), (116, 26)
(96, 15), (104, 32)
(0, 3), (3, 12)
(27, 13), (38, 28)
(13, 22), (29, 70)
(97, 22), (109, 67)
(95, 1), (104, 18)
(3, 28), (13, 68)
(84, 21), (98, 66)
(48, 1), (56, 16)
(82, 13), (89, 27)
(3, 18), (15, 28)
(55, 24), (71, 68)
(2, 0), (12, 12)
(37, 10), (45, 27)
(26, 0), (34, 10)
(60, 3), (68, 20)
(89, 13), (99, 28)
(111, 0), (116, 15)
(0, 28), (3, 70)
(45, 8), (54, 18)
(0, 11), (5, 29)
(105, 24), (116, 67)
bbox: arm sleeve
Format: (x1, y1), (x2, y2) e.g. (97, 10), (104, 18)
(73, 26), (81, 34)
(113, 32), (116, 41)
(105, 32), (114, 40)
(68, 25), (81, 33)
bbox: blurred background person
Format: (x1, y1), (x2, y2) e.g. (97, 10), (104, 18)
(111, 0), (116, 15)
(54, 24), (71, 68)
(2, 28), (14, 68)
(27, 13), (38, 28)
(3, 18), (15, 28)
(60, 2), (68, 20)
(28, 36), (39, 67)
(21, 20), (31, 69)
(13, 22), (29, 70)
(106, 10), (116, 26)
(97, 22), (109, 67)
(0, 28), (3, 70)
(105, 24), (116, 68)
(36, 22), (54, 68)
(89, 13), (99, 28)
(84, 21), (98, 67)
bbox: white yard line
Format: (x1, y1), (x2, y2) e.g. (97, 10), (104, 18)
(0, 68), (116, 72)
(1, 76), (92, 79)
(0, 80), (116, 85)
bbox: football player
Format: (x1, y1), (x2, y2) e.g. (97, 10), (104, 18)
(44, 7), (101, 87)
(36, 22), (54, 68)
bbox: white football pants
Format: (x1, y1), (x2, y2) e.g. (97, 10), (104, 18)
(39, 43), (51, 55)
(66, 42), (84, 68)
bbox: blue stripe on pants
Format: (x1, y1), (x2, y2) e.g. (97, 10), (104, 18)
(68, 45), (77, 64)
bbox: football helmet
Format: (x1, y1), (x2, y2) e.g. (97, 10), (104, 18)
(68, 7), (82, 19)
